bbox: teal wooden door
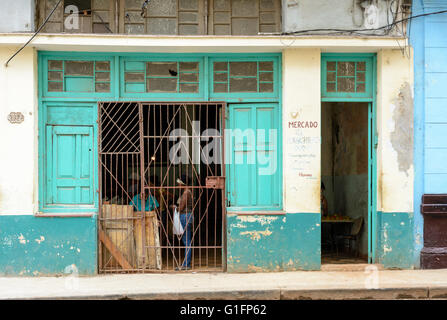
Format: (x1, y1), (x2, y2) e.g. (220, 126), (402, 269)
(227, 103), (281, 210)
(46, 126), (94, 205)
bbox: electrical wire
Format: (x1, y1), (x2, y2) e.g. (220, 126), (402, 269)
(4, 0), (63, 67)
(275, 8), (447, 36)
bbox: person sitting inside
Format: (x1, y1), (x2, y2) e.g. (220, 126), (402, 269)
(130, 189), (159, 212)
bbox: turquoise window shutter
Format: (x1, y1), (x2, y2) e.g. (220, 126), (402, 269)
(46, 126), (94, 205)
(228, 103), (281, 210)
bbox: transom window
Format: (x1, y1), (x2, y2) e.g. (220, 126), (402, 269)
(212, 60), (275, 93)
(47, 59), (111, 92)
(124, 61), (200, 93)
(321, 55), (373, 99)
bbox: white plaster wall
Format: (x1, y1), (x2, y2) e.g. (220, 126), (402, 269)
(282, 48), (321, 213)
(0, 47), (37, 215)
(376, 49), (414, 213)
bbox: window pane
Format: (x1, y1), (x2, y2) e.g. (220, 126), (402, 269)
(214, 72), (228, 82)
(229, 62), (257, 77)
(214, 62), (228, 71)
(65, 61), (94, 76)
(179, 73), (198, 82)
(260, 82), (273, 92)
(180, 83), (199, 93)
(125, 72), (145, 82)
(327, 61), (336, 71)
(48, 71), (63, 81)
(95, 72), (110, 81)
(48, 81), (63, 92)
(95, 61), (110, 71)
(179, 62), (199, 72)
(48, 60), (63, 70)
(95, 82), (110, 92)
(259, 61), (273, 71)
(146, 62), (177, 76)
(147, 78), (177, 92)
(356, 83), (366, 92)
(337, 61), (355, 76)
(337, 77), (355, 92)
(214, 83), (227, 93)
(230, 78), (257, 92)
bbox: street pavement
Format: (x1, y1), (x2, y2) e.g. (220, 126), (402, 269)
(1, 267), (447, 300)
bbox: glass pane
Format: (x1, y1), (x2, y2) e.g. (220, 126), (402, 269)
(337, 61), (355, 76)
(147, 18), (177, 35)
(48, 60), (63, 70)
(214, 12), (230, 24)
(229, 62), (257, 77)
(95, 72), (110, 81)
(48, 71), (63, 81)
(48, 81), (63, 92)
(147, 62), (177, 76)
(214, 24), (230, 35)
(95, 61), (110, 71)
(230, 78), (257, 92)
(179, 73), (198, 82)
(232, 0), (258, 17)
(337, 77), (355, 92)
(327, 71), (336, 82)
(179, 62), (199, 72)
(260, 82), (273, 92)
(179, 24), (198, 35)
(357, 72), (365, 82)
(356, 83), (366, 92)
(214, 0), (230, 11)
(214, 62), (228, 71)
(147, 78), (177, 92)
(65, 61), (94, 76)
(214, 72), (228, 82)
(95, 82), (110, 92)
(260, 0), (275, 10)
(179, 0), (198, 10)
(327, 82), (336, 92)
(232, 18), (258, 35)
(180, 83), (199, 93)
(327, 61), (336, 71)
(214, 83), (227, 93)
(259, 72), (273, 81)
(259, 61), (273, 71)
(357, 61), (366, 71)
(125, 72), (145, 82)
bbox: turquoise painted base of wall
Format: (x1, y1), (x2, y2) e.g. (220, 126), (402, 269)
(226, 213), (320, 272)
(376, 212), (414, 269)
(0, 215), (97, 276)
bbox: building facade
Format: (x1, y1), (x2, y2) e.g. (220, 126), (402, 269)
(411, 0), (447, 269)
(0, 0), (417, 276)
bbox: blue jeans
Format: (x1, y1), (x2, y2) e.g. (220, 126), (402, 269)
(180, 212), (193, 267)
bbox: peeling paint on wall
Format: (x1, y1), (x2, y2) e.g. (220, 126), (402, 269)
(390, 82), (414, 175)
(240, 229), (273, 241)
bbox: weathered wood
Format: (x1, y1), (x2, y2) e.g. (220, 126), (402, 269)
(101, 204), (136, 269)
(99, 228), (132, 270)
(134, 211), (162, 270)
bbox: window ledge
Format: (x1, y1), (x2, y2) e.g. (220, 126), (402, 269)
(35, 212), (96, 217)
(227, 210), (286, 216)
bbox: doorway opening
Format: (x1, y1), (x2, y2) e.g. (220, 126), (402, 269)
(98, 102), (226, 273)
(321, 102), (370, 264)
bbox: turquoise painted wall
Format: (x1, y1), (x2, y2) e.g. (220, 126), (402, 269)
(227, 213), (320, 272)
(376, 212), (414, 269)
(0, 215), (97, 276)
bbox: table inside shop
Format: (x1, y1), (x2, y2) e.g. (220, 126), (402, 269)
(321, 217), (354, 254)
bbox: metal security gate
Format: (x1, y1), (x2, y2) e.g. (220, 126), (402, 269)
(98, 102), (226, 273)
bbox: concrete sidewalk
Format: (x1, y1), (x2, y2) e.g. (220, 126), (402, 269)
(1, 268), (447, 300)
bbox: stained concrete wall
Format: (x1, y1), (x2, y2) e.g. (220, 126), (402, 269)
(0, 47), (97, 275)
(376, 49), (414, 268)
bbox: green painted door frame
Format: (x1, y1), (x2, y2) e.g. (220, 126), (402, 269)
(321, 53), (377, 263)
